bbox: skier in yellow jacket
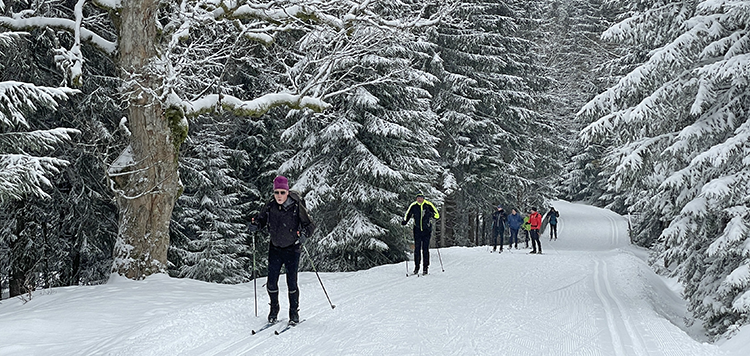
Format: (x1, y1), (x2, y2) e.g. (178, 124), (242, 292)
(402, 192), (440, 275)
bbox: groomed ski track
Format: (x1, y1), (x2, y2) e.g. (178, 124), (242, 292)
(162, 201), (724, 355)
(1, 201), (735, 355)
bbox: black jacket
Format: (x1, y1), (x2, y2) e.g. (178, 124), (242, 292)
(492, 209), (507, 231)
(403, 199), (440, 233)
(254, 191), (315, 249)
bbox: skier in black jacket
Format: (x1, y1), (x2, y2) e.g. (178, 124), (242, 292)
(544, 206), (560, 240)
(251, 176), (315, 324)
(491, 205), (507, 252)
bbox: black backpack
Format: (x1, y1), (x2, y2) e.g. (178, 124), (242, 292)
(288, 190), (306, 209)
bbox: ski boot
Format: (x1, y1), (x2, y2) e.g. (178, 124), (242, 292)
(289, 289), (300, 324)
(268, 290), (280, 323)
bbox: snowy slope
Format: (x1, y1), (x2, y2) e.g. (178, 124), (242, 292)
(1, 201), (747, 355)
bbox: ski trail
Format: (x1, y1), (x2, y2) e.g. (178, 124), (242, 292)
(601, 257), (649, 356)
(206, 266), (422, 355)
(607, 210), (618, 247)
(594, 258), (626, 356)
(589, 211), (648, 356)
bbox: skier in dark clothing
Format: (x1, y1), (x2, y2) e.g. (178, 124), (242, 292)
(545, 206), (560, 240)
(491, 205), (507, 252)
(544, 206), (560, 241)
(250, 176), (315, 324)
(402, 192), (440, 275)
(507, 208), (523, 249)
(529, 207), (542, 254)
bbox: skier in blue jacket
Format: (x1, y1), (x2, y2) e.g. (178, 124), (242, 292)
(507, 208), (523, 249)
(545, 206), (560, 240)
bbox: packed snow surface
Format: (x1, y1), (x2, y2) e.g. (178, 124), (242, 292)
(2, 201), (749, 355)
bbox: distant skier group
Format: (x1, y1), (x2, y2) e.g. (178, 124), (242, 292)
(491, 205), (559, 254)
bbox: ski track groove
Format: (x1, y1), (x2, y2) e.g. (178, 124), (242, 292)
(199, 266), (420, 355)
(602, 257), (648, 356)
(594, 258), (625, 356)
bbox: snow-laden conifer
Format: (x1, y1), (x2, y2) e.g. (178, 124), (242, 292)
(278, 0), (444, 271)
(170, 117), (253, 284)
(0, 34), (79, 203)
(578, 0), (750, 338)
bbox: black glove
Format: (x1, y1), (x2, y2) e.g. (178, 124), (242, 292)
(401, 220), (407, 226)
(248, 219), (258, 232)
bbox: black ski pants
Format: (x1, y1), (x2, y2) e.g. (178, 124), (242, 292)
(267, 244), (301, 308)
(492, 226), (505, 249)
(413, 230), (431, 270)
(549, 224), (558, 240)
(531, 229), (542, 253)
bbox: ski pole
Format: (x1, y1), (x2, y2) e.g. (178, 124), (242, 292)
(436, 245), (445, 272)
(252, 232), (258, 317)
(405, 259), (409, 277)
(303, 245), (336, 309)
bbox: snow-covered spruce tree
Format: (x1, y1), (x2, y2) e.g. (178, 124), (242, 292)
(2, 0), (414, 280)
(1, 28), (83, 297)
(0, 32), (79, 203)
(278, 1), (445, 272)
(421, 0), (556, 246)
(579, 0), (750, 338)
(169, 115), (253, 284)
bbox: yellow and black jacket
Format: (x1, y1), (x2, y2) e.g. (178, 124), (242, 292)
(403, 200), (440, 233)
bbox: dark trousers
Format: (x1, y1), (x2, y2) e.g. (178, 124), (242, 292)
(530, 229), (542, 253)
(491, 227), (503, 249)
(524, 230), (530, 247)
(509, 228), (519, 247)
(414, 230), (431, 270)
(549, 224), (557, 239)
(267, 244), (301, 307)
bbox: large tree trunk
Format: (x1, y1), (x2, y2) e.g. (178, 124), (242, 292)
(109, 0), (186, 280)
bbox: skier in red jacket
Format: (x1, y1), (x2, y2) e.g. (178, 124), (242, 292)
(528, 207), (543, 254)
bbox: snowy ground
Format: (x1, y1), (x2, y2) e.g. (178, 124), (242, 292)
(2, 201), (749, 355)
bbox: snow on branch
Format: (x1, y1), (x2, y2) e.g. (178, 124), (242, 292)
(0, 128), (80, 153)
(0, 31), (27, 45)
(723, 262), (750, 293)
(0, 16), (117, 54)
(689, 118), (750, 168)
(210, 0), (446, 45)
(184, 92), (331, 117)
(58, 0), (86, 86)
(0, 81), (79, 128)
(0, 154), (70, 203)
(231, 2), (345, 30)
(692, 53), (750, 115)
(92, 0), (122, 10)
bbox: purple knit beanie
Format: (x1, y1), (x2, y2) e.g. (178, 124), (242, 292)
(273, 176), (289, 191)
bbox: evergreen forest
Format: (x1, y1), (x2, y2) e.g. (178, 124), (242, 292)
(1, 0), (749, 340)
